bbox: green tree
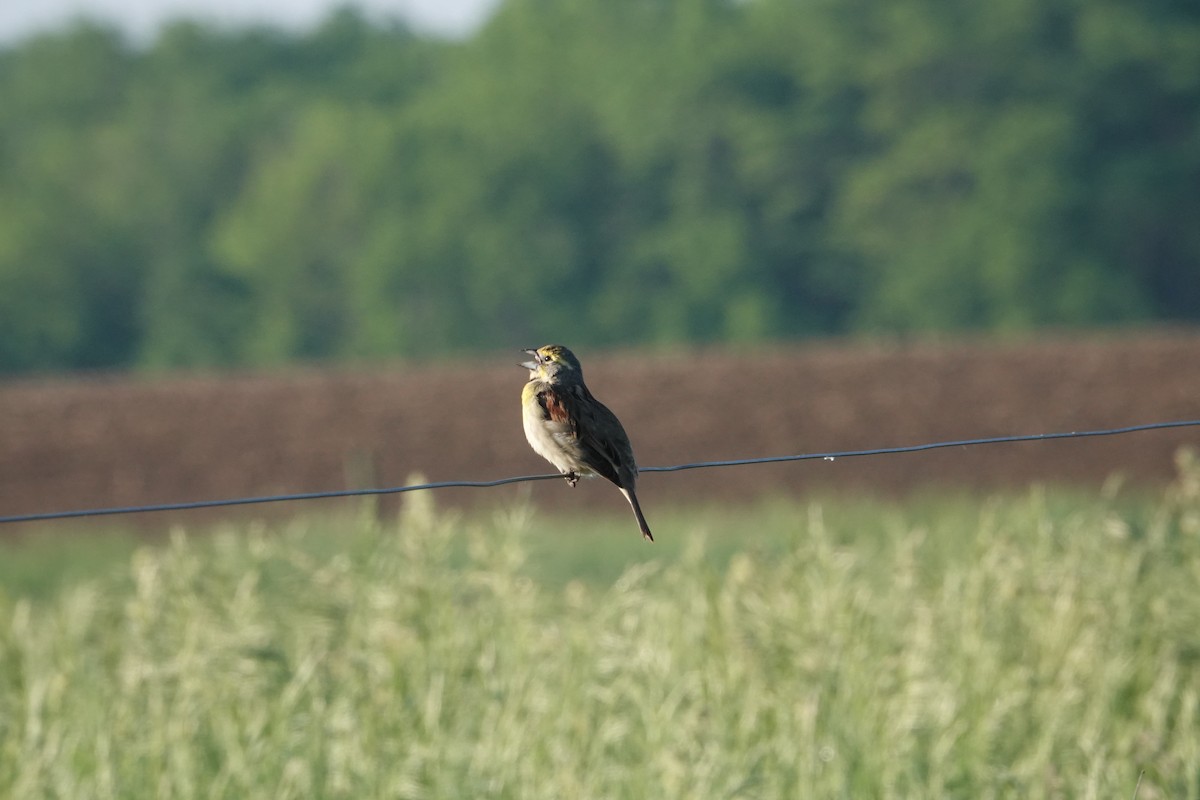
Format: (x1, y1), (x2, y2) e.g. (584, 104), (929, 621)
(0, 23), (142, 373)
(0, 0), (1197, 374)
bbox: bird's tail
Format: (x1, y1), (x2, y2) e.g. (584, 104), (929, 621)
(620, 487), (654, 542)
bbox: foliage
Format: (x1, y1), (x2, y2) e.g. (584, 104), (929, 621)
(3, 468), (1200, 796)
(0, 0), (1198, 373)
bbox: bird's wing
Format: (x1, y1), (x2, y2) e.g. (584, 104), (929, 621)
(536, 386), (576, 433)
(563, 385), (635, 487)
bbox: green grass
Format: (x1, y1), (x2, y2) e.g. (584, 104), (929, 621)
(0, 525), (143, 603)
(3, 458), (1200, 798)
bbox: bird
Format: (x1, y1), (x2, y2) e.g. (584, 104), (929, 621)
(520, 345), (653, 541)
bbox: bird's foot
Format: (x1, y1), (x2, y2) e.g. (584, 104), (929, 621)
(564, 472), (579, 488)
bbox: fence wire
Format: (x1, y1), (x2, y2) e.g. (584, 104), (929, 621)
(2, 419), (1197, 524)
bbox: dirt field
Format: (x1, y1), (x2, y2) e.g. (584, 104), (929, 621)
(2, 330), (1198, 530)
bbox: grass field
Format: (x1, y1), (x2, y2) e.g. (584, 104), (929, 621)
(3, 456), (1200, 798)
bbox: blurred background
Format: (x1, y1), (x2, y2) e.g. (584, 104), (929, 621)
(1, 0), (1198, 375)
(1, 0), (1199, 518)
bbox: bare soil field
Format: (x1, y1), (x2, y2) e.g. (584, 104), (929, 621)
(2, 330), (1198, 530)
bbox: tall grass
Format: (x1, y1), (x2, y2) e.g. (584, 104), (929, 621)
(3, 456), (1200, 798)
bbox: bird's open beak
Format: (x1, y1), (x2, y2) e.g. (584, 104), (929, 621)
(519, 349), (539, 370)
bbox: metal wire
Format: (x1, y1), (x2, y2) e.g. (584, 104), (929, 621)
(2, 418), (1197, 525)
(641, 419), (1200, 472)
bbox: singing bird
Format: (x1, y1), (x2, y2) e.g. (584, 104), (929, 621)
(520, 345), (653, 541)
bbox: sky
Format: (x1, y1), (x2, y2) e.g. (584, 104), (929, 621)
(0, 0), (499, 43)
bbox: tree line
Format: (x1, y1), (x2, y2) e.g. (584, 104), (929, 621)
(1, 0), (1197, 374)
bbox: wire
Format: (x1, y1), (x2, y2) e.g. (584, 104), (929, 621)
(2, 419), (1197, 525)
(641, 419), (1200, 472)
(0, 473), (563, 525)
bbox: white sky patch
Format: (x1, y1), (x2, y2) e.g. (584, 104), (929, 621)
(0, 0), (500, 43)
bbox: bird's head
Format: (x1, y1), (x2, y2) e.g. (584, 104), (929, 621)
(521, 344), (583, 383)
